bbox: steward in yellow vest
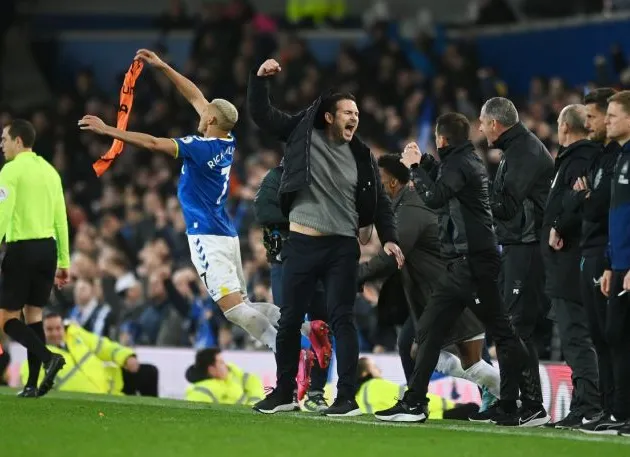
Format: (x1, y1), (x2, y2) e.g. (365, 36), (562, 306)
(20, 313), (149, 395)
(185, 348), (264, 405)
(355, 357), (479, 420)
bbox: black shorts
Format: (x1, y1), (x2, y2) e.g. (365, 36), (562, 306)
(0, 238), (57, 311)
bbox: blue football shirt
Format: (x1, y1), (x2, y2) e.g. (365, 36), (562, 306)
(171, 134), (237, 237)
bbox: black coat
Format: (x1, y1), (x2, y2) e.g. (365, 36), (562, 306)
(247, 72), (398, 245)
(491, 123), (555, 245)
(411, 141), (497, 256)
(542, 139), (598, 302)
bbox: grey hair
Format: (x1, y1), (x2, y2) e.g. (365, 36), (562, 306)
(559, 104), (588, 134)
(480, 97), (519, 127)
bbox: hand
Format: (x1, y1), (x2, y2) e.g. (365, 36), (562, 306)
(257, 59), (281, 77)
(624, 270), (630, 292)
(124, 356), (140, 373)
(400, 142), (422, 169)
(573, 176), (588, 192)
(384, 242), (405, 269)
(54, 268), (70, 289)
(135, 48), (166, 69)
(410, 341), (418, 359)
(601, 269), (612, 297)
(78, 115), (109, 135)
(549, 228), (564, 251)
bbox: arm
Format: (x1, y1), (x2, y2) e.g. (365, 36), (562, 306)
(79, 115), (177, 157)
(164, 278), (191, 319)
(372, 157), (398, 245)
(583, 154), (616, 222)
(136, 49), (208, 116)
(0, 165), (17, 243)
(53, 173), (71, 269)
(70, 324), (135, 367)
(411, 164), (466, 209)
(553, 157), (591, 238)
(247, 60), (306, 142)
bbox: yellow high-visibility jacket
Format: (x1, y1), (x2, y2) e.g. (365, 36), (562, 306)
(356, 378), (456, 419)
(20, 323), (135, 395)
(186, 363), (265, 405)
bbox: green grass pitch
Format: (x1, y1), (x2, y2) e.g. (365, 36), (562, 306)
(1, 388), (628, 457)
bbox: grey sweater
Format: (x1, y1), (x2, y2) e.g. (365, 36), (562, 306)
(289, 129), (359, 237)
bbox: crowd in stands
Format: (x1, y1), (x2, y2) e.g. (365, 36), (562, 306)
(2, 0), (630, 359)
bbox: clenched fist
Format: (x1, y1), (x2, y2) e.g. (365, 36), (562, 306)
(135, 49), (166, 69)
(400, 142), (422, 169)
(257, 59), (282, 77)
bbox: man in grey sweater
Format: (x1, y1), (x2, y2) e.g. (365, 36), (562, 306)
(249, 58), (403, 417)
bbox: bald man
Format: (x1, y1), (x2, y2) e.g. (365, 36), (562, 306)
(542, 104), (602, 428)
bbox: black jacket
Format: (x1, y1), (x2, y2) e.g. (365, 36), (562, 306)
(411, 141), (496, 257)
(491, 123), (555, 245)
(357, 186), (444, 324)
(541, 139), (597, 301)
(568, 141), (621, 253)
(356, 186), (483, 341)
(247, 72), (398, 245)
(254, 165), (290, 264)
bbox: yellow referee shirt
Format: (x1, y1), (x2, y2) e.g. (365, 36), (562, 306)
(0, 151), (70, 268)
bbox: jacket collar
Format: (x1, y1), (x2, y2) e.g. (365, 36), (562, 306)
(437, 140), (475, 161)
(494, 122), (528, 150)
(557, 139), (598, 160)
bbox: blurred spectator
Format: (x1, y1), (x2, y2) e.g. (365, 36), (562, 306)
(68, 277), (114, 338)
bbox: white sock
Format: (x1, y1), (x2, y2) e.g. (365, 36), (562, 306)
(246, 301), (281, 327)
(435, 351), (465, 377)
(301, 321), (311, 338)
(224, 303), (277, 352)
(462, 360), (501, 399)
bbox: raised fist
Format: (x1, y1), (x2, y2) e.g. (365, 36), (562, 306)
(257, 59), (282, 77)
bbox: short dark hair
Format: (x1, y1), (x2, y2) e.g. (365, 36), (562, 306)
(195, 347), (221, 371)
(377, 153), (410, 184)
(584, 88), (617, 113)
(43, 310), (63, 321)
(7, 119), (36, 148)
(317, 92), (356, 127)
(436, 112), (471, 146)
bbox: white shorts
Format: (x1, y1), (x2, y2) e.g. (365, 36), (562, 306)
(187, 234), (247, 302)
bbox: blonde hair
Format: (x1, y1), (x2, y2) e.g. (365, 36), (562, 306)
(210, 98), (238, 131)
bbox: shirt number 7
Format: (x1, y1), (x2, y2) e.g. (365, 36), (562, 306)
(217, 165), (231, 204)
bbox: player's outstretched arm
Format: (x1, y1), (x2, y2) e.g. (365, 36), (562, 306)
(136, 49), (209, 117)
(78, 115), (177, 157)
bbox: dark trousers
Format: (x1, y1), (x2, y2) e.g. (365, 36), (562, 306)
(407, 251), (538, 406)
(270, 262), (328, 392)
(277, 233), (359, 400)
(549, 298), (601, 416)
(581, 250), (614, 414)
(122, 364), (159, 397)
(500, 244), (545, 403)
(608, 270), (630, 420)
(398, 316), (415, 382)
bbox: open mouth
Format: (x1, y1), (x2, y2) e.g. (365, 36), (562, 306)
(344, 124), (356, 134)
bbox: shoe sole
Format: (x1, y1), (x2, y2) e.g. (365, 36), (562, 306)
(325, 408), (363, 418)
(37, 357), (66, 397)
(494, 414), (551, 428)
(579, 428), (624, 435)
(253, 403), (300, 414)
(310, 322), (332, 369)
(296, 351), (314, 402)
(375, 413), (427, 423)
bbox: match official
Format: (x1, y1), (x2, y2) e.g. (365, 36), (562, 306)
(0, 119), (68, 397)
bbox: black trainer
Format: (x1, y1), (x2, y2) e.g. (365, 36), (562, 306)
(253, 388), (299, 414)
(494, 403), (551, 427)
(37, 354), (66, 397)
(579, 414), (625, 435)
(322, 398), (362, 417)
(375, 399), (428, 423)
(545, 410), (584, 429)
(17, 386), (38, 398)
(469, 402), (509, 423)
(618, 422), (630, 437)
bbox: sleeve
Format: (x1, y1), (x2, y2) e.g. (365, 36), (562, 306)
(244, 372), (265, 405)
(411, 162), (467, 209)
(247, 71), (306, 142)
(372, 156), (399, 245)
(171, 136), (200, 160)
(72, 324), (135, 367)
(583, 154), (616, 223)
(491, 148), (541, 221)
(53, 173), (70, 269)
(186, 382), (221, 403)
(254, 168), (288, 226)
(553, 157), (591, 238)
(0, 165), (17, 243)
